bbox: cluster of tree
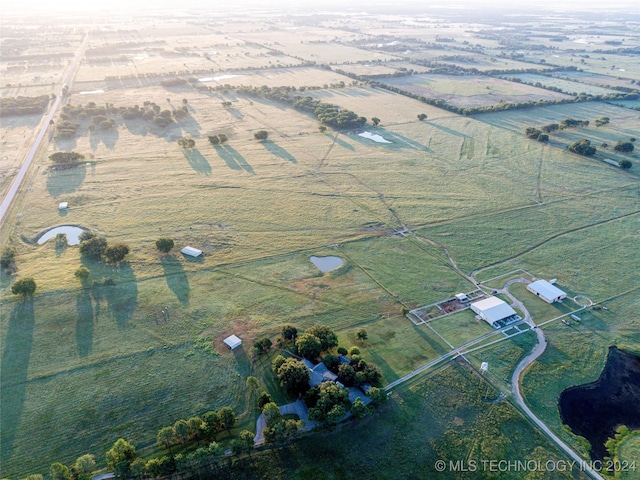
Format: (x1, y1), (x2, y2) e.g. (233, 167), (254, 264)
(524, 127), (549, 142)
(559, 118), (589, 129)
(1, 246), (17, 273)
(49, 151), (86, 164)
(332, 350), (381, 387)
(48, 454), (96, 480)
(305, 381), (349, 423)
(56, 120), (81, 137)
(89, 115), (116, 131)
(294, 325), (339, 360)
(252, 337), (272, 357)
(156, 407), (236, 454)
(0, 95), (51, 117)
(614, 141), (634, 153)
(177, 137), (195, 149)
(568, 139), (596, 157)
(207, 133), (228, 145)
(260, 401), (303, 445)
(78, 232), (130, 264)
(293, 96), (366, 129)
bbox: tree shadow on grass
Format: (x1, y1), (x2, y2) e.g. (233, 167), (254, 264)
(328, 134), (354, 151)
(260, 140), (297, 163)
(90, 127), (119, 151)
(161, 254), (190, 306)
(0, 300), (35, 462)
(368, 350), (398, 384)
(101, 263), (138, 329)
(214, 145), (254, 174)
(183, 148), (212, 175)
(46, 165), (87, 198)
(76, 289), (94, 357)
(428, 121), (471, 139)
(412, 324), (449, 357)
(232, 346), (251, 378)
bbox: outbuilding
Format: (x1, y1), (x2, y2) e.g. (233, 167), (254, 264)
(181, 246), (203, 258)
(58, 202), (68, 210)
(470, 296), (519, 328)
(223, 335), (242, 350)
(526, 280), (567, 304)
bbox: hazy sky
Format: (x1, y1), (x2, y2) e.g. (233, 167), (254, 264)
(2, 0), (638, 14)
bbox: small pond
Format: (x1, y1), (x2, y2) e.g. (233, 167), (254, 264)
(310, 256), (343, 273)
(358, 131), (392, 144)
(37, 226), (86, 246)
(79, 90), (105, 95)
(559, 346), (640, 460)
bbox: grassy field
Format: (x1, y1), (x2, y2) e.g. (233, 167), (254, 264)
(505, 74), (618, 96)
(381, 74), (571, 107)
(2, 10), (640, 478)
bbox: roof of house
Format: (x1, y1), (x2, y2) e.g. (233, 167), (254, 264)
(181, 246), (203, 257)
(223, 334), (242, 349)
(306, 361), (338, 387)
(471, 296), (517, 324)
(528, 280), (567, 299)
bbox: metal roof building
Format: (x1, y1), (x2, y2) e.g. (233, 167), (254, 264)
(526, 280), (567, 304)
(223, 334), (242, 350)
(181, 246), (203, 257)
(470, 296), (518, 328)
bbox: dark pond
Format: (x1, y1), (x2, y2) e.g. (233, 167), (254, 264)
(559, 346), (640, 460)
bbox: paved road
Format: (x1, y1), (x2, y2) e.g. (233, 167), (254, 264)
(505, 280), (605, 480)
(0, 31), (89, 225)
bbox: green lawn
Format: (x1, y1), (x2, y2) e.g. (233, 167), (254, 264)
(429, 309), (494, 348)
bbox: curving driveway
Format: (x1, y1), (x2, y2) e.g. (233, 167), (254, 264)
(504, 279), (605, 480)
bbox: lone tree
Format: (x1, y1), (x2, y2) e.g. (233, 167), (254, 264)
(371, 117), (380, 126)
(1, 246), (17, 272)
(254, 130), (269, 140)
(208, 135), (220, 145)
(277, 358), (310, 396)
(156, 238), (174, 253)
(218, 133), (228, 143)
(106, 438), (137, 479)
(417, 113), (428, 121)
(11, 277), (36, 299)
(217, 406), (236, 435)
(296, 333), (322, 360)
(619, 160), (633, 169)
(356, 329), (368, 341)
(281, 324), (298, 341)
(307, 325), (338, 351)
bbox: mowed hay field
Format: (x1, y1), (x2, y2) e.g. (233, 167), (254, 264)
(2, 42), (640, 476)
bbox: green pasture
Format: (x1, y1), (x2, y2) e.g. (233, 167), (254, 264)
(617, 433), (640, 480)
(429, 309), (494, 348)
(337, 315), (449, 383)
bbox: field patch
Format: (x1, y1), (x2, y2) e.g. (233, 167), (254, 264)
(381, 74), (571, 107)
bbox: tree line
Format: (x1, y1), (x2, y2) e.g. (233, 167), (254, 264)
(0, 95), (52, 117)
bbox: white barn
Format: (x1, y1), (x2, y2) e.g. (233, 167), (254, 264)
(470, 296), (518, 328)
(527, 280), (567, 304)
(181, 246), (203, 257)
(223, 335), (242, 350)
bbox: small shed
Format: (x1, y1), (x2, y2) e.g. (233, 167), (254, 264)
(526, 280), (567, 304)
(181, 246), (203, 257)
(455, 293), (469, 302)
(223, 335), (242, 350)
(58, 202), (68, 210)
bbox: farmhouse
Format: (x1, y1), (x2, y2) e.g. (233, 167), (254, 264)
(527, 280), (567, 304)
(470, 296), (519, 328)
(181, 246), (203, 257)
(223, 334), (242, 350)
